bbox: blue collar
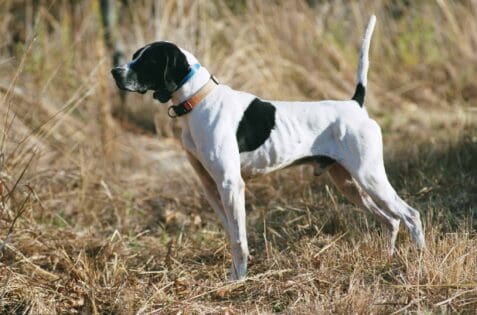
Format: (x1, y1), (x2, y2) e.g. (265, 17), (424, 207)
(178, 63), (201, 88)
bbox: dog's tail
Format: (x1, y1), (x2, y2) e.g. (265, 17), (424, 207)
(351, 15), (376, 107)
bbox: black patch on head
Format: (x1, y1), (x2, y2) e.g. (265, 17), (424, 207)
(236, 98), (276, 153)
(129, 42), (190, 102)
(351, 82), (365, 107)
(132, 45), (148, 60)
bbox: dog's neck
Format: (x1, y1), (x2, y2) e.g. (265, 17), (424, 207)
(171, 48), (211, 104)
(171, 66), (211, 104)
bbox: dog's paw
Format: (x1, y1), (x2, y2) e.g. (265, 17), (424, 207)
(227, 263), (247, 281)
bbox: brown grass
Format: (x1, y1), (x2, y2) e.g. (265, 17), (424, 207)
(0, 0), (476, 313)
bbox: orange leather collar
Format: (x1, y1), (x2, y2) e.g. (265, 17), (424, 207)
(168, 76), (219, 118)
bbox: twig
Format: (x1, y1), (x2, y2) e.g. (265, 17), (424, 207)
(313, 232), (348, 258)
(0, 191), (31, 256)
(390, 297), (424, 315)
(389, 283), (477, 289)
(3, 149), (37, 203)
(181, 269), (293, 303)
(435, 288), (477, 307)
(4, 243), (59, 281)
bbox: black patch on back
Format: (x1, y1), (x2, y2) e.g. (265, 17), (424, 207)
(236, 98), (276, 153)
(351, 82), (365, 107)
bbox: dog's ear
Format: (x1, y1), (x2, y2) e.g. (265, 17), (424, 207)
(162, 53), (180, 92)
(153, 45), (189, 102)
(164, 47), (190, 92)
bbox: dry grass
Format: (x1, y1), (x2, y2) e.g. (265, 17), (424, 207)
(0, 0), (476, 313)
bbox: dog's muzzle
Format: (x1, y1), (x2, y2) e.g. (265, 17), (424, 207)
(110, 67), (147, 94)
(111, 67), (127, 90)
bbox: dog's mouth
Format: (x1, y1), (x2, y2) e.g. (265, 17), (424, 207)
(113, 80), (148, 94)
(111, 67), (148, 94)
(113, 79), (127, 91)
(153, 90), (172, 103)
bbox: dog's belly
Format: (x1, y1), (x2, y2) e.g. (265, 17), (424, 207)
(239, 140), (332, 177)
(239, 114), (329, 177)
(239, 150), (289, 177)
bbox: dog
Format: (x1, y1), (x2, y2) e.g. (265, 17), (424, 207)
(111, 15), (425, 280)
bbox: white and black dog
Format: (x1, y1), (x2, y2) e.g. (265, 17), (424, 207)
(111, 16), (425, 280)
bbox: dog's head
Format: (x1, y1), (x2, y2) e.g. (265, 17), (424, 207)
(111, 42), (190, 103)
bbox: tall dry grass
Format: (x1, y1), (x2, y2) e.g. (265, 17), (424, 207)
(0, 0), (476, 313)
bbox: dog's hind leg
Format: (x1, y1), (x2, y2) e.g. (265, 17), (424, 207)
(354, 169), (425, 250)
(340, 120), (426, 250)
(328, 163), (400, 254)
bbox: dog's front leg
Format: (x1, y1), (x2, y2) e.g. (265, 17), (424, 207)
(217, 174), (248, 280)
(186, 152), (230, 233)
(190, 122), (249, 280)
(199, 146), (248, 280)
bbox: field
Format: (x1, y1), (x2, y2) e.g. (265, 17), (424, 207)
(0, 0), (476, 313)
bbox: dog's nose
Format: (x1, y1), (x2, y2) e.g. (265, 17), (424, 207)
(111, 67), (124, 78)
